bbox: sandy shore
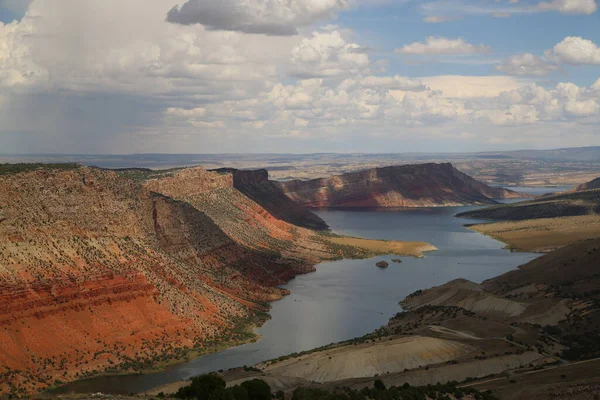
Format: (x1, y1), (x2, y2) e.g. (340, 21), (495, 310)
(466, 215), (600, 252)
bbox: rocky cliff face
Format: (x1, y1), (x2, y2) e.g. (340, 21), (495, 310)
(278, 163), (523, 208)
(0, 166), (336, 396)
(210, 168), (328, 230)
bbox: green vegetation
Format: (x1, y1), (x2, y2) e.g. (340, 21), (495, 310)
(174, 374), (270, 400)
(561, 333), (600, 360)
(172, 374), (496, 400)
(0, 163), (80, 176)
(291, 382), (497, 400)
(115, 167), (186, 182)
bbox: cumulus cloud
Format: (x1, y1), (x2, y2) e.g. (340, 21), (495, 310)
(339, 75), (428, 91)
(419, 76), (526, 98)
(547, 36), (600, 65)
(290, 30), (370, 77)
(395, 37), (491, 55)
(166, 0), (350, 35)
(496, 53), (559, 76)
(536, 0), (597, 14)
(1, 0), (599, 153)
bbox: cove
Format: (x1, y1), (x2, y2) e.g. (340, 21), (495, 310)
(53, 204), (540, 395)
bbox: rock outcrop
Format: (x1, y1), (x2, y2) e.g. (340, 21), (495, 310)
(0, 166), (338, 396)
(278, 163), (523, 208)
(209, 168), (328, 230)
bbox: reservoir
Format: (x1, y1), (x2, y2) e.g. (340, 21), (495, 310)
(55, 204), (540, 394)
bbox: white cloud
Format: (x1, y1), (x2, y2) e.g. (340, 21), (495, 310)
(290, 30), (370, 78)
(419, 76), (526, 98)
(536, 0), (597, 14)
(357, 75), (428, 91)
(190, 120), (226, 128)
(422, 15), (462, 23)
(0, 19), (47, 87)
(166, 0), (350, 35)
(496, 53), (559, 76)
(166, 107), (207, 118)
(565, 99), (599, 116)
(395, 37), (491, 55)
(547, 36), (600, 65)
(0, 0), (599, 154)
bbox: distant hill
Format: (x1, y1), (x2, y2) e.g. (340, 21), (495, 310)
(456, 188), (600, 221)
(278, 163), (523, 208)
(574, 176), (600, 192)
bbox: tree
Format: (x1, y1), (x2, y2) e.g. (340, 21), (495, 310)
(241, 379), (272, 400)
(175, 373), (227, 399)
(374, 380), (386, 391)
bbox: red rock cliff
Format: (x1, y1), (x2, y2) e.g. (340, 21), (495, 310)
(278, 163), (523, 208)
(0, 166), (335, 396)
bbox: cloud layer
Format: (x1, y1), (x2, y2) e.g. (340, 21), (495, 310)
(166, 0), (350, 35)
(0, 0), (599, 153)
(396, 37), (491, 55)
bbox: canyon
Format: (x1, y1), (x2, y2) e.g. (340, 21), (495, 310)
(0, 166), (334, 396)
(278, 163), (523, 208)
(0, 163), (446, 396)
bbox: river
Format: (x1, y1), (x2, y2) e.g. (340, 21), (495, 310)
(53, 197), (548, 394)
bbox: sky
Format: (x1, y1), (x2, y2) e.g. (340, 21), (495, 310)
(0, 0), (599, 154)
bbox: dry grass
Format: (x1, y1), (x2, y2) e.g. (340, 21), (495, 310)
(327, 237), (437, 258)
(467, 215), (600, 252)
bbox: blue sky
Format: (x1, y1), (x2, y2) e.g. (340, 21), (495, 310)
(0, 0), (599, 154)
(334, 1), (600, 86)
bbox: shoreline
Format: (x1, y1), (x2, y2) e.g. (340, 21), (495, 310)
(462, 215), (600, 253)
(49, 235), (433, 396)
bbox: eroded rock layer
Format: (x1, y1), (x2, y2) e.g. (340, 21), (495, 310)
(0, 166), (334, 396)
(278, 163), (523, 208)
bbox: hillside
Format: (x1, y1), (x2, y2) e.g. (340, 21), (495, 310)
(278, 163), (523, 208)
(457, 188), (600, 221)
(209, 168), (328, 230)
(0, 165), (434, 397)
(206, 239), (600, 400)
(574, 176), (600, 192)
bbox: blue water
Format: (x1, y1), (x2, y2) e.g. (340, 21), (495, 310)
(55, 205), (539, 394)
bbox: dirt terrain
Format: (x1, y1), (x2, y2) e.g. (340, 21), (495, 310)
(278, 163), (523, 209)
(465, 358), (600, 399)
(457, 185), (600, 252)
(465, 215), (600, 252)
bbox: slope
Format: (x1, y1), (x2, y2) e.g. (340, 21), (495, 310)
(278, 163), (523, 208)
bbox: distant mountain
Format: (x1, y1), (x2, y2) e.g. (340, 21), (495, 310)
(278, 163), (523, 208)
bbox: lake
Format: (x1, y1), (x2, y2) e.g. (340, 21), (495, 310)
(54, 204), (540, 394)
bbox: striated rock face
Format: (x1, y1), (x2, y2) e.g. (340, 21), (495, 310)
(575, 177), (600, 192)
(210, 168), (328, 230)
(278, 163), (523, 208)
(0, 166), (337, 396)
